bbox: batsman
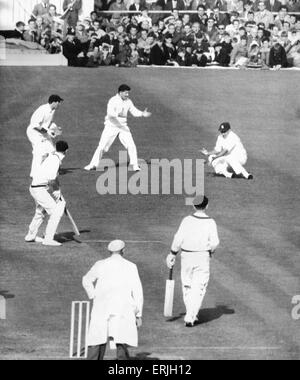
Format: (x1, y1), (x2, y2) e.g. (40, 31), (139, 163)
(166, 195), (219, 327)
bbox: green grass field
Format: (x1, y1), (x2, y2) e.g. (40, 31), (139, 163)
(0, 67), (299, 360)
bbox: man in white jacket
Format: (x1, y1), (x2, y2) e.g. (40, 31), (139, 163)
(82, 240), (144, 360)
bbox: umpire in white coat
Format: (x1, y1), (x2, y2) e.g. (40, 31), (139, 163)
(82, 240), (144, 360)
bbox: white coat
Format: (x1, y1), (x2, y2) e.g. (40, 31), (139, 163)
(82, 254), (143, 347)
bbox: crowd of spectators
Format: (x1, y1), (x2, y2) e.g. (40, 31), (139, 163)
(1, 0), (300, 68)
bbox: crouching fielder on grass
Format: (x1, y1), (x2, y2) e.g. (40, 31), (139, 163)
(166, 195), (219, 327)
(25, 141), (69, 247)
(201, 122), (253, 180)
(84, 84), (151, 172)
(82, 240), (143, 360)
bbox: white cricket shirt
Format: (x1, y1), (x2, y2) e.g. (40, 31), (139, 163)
(171, 212), (220, 253)
(104, 94), (144, 131)
(31, 152), (62, 186)
(215, 131), (247, 158)
(28, 103), (55, 132)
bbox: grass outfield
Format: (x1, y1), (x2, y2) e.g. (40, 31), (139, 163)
(0, 67), (299, 360)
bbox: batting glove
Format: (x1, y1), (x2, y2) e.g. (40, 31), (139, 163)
(166, 253), (176, 269)
(47, 123), (62, 138)
(52, 190), (62, 202)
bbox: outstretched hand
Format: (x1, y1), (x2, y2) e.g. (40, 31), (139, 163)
(143, 108), (152, 118)
(200, 148), (208, 156)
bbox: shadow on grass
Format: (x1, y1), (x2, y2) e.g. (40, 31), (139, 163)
(0, 290), (15, 299)
(130, 352), (160, 360)
(59, 168), (82, 175)
(166, 305), (235, 325)
(55, 230), (91, 244)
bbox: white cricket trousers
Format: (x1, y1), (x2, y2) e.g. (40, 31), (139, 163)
(211, 152), (249, 178)
(27, 127), (55, 177)
(28, 187), (66, 241)
(88, 126), (139, 168)
(181, 251), (210, 323)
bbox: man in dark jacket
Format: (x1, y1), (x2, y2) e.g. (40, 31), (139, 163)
(62, 29), (87, 66)
(269, 42), (288, 68)
(0, 22), (25, 40)
(150, 36), (168, 65)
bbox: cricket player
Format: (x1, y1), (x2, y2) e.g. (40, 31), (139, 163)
(82, 240), (143, 360)
(25, 140), (69, 247)
(84, 84), (151, 172)
(27, 95), (64, 178)
(166, 195), (219, 327)
(200, 122), (253, 179)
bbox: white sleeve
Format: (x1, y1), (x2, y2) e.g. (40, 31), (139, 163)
(82, 262), (101, 300)
(225, 133), (239, 153)
(171, 219), (186, 253)
(106, 97), (119, 118)
(214, 136), (223, 152)
(128, 100), (143, 118)
(30, 106), (45, 130)
(46, 155), (60, 181)
(209, 220), (220, 252)
(131, 265), (144, 318)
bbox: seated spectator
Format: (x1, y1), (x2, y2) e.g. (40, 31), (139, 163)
(205, 17), (219, 44)
(175, 46), (192, 66)
(165, 0), (186, 11)
(191, 32), (210, 53)
(230, 34), (248, 66)
(113, 32), (131, 66)
(24, 19), (39, 43)
(257, 22), (271, 39)
(94, 0), (106, 12)
(76, 23), (89, 43)
(246, 41), (264, 68)
(91, 19), (106, 38)
(191, 49), (208, 66)
(137, 29), (149, 51)
(109, 0), (127, 22)
(128, 42), (140, 66)
(214, 24), (227, 45)
(135, 8), (153, 28)
(260, 37), (270, 66)
(226, 19), (241, 39)
(129, 0), (143, 11)
(288, 28), (300, 46)
(212, 5), (230, 26)
(0, 21), (25, 40)
(128, 25), (139, 44)
(47, 36), (63, 54)
(177, 24), (195, 49)
(254, 1), (274, 30)
(35, 15), (48, 42)
(33, 0), (50, 17)
(215, 32), (233, 66)
(287, 0), (300, 13)
(191, 5), (207, 27)
(150, 36), (168, 65)
(269, 42), (288, 69)
(100, 44), (114, 65)
(164, 33), (177, 61)
(274, 7), (290, 31)
(62, 29), (88, 66)
(264, 0), (282, 13)
(270, 24), (281, 45)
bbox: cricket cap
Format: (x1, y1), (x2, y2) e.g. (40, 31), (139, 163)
(108, 240), (125, 252)
(118, 84), (131, 92)
(193, 195), (209, 209)
(218, 122), (231, 133)
(48, 94), (64, 103)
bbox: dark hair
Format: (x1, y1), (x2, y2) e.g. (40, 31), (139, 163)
(16, 21), (25, 28)
(118, 84), (131, 92)
(194, 196), (209, 210)
(48, 94), (64, 103)
(56, 141), (69, 153)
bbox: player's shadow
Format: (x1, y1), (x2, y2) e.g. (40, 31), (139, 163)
(55, 230), (91, 244)
(130, 352), (160, 360)
(166, 305), (234, 324)
(59, 168), (82, 175)
(0, 290), (15, 299)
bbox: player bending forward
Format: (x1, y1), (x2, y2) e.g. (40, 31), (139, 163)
(25, 141), (69, 247)
(84, 84), (151, 172)
(27, 95), (63, 178)
(201, 122), (253, 179)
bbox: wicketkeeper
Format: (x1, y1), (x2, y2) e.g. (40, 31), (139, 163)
(166, 195), (219, 327)
(26, 95), (63, 178)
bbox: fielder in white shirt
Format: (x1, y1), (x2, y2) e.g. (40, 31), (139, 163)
(201, 122), (253, 179)
(26, 95), (63, 178)
(25, 141), (69, 247)
(166, 195), (220, 327)
(84, 84), (151, 172)
(82, 240), (143, 360)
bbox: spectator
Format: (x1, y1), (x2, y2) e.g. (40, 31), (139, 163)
(191, 5), (207, 27)
(205, 17), (219, 44)
(274, 7), (290, 30)
(191, 49), (208, 66)
(175, 46), (192, 66)
(91, 20), (106, 38)
(100, 44), (114, 65)
(226, 19), (241, 39)
(212, 5), (230, 26)
(128, 42), (140, 66)
(76, 23), (89, 43)
(24, 19), (38, 43)
(177, 24), (195, 49)
(214, 23), (227, 44)
(35, 15), (48, 42)
(135, 8), (153, 28)
(230, 34), (248, 66)
(32, 0), (50, 17)
(215, 32), (233, 66)
(164, 32), (177, 61)
(62, 29), (88, 66)
(109, 0), (127, 22)
(269, 42), (288, 69)
(0, 21), (25, 40)
(63, 0), (82, 29)
(191, 32), (210, 53)
(165, 0), (186, 11)
(287, 0), (300, 13)
(129, 0), (143, 11)
(264, 0), (282, 12)
(150, 36), (169, 65)
(94, 0), (107, 12)
(260, 37), (270, 66)
(137, 29), (149, 51)
(270, 24), (281, 45)
(113, 33), (131, 65)
(280, 31), (292, 53)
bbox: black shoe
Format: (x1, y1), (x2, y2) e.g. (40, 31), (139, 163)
(247, 174), (254, 180)
(185, 322), (194, 327)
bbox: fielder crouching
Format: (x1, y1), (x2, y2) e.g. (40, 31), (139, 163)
(25, 141), (69, 247)
(166, 195), (219, 327)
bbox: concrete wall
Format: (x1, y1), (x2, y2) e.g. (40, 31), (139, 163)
(0, 0), (94, 30)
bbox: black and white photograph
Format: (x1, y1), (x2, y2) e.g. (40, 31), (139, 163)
(0, 0), (299, 364)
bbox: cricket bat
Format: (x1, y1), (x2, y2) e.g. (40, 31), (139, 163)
(164, 267), (175, 317)
(65, 207), (80, 236)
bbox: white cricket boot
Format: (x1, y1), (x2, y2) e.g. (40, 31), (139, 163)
(84, 164), (97, 171)
(42, 239), (62, 247)
(25, 234), (44, 243)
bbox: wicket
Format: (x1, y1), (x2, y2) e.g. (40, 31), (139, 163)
(69, 301), (90, 359)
